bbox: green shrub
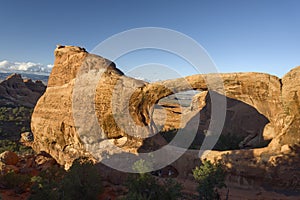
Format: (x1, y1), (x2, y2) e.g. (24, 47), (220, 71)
(29, 166), (66, 200)
(0, 105), (33, 140)
(0, 140), (18, 152)
(161, 178), (183, 200)
(0, 140), (34, 155)
(29, 176), (61, 200)
(132, 159), (153, 174)
(61, 158), (103, 200)
(124, 173), (182, 200)
(29, 158), (103, 200)
(193, 160), (226, 200)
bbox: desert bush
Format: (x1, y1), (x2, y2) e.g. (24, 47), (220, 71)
(123, 159), (182, 200)
(161, 178), (183, 200)
(124, 173), (182, 200)
(132, 159), (153, 174)
(60, 158), (103, 200)
(0, 106), (33, 122)
(0, 140), (34, 155)
(125, 159), (182, 200)
(0, 106), (33, 140)
(29, 175), (61, 200)
(30, 158), (103, 200)
(0, 140), (17, 152)
(29, 166), (66, 200)
(193, 160), (226, 200)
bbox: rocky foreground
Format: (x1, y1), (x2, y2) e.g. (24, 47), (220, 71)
(26, 45), (300, 198)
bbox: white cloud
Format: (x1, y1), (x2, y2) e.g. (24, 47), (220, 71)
(0, 60), (53, 75)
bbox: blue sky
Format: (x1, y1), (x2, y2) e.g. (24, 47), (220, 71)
(1, 0), (300, 78)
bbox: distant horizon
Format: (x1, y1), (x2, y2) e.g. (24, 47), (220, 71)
(0, 53), (298, 79)
(0, 54), (297, 80)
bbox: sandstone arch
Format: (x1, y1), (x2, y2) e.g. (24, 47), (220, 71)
(31, 46), (296, 169)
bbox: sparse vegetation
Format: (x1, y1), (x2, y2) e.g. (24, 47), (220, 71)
(124, 160), (182, 200)
(0, 139), (34, 155)
(124, 173), (182, 200)
(132, 159), (153, 174)
(0, 105), (33, 140)
(29, 165), (66, 200)
(61, 158), (103, 200)
(29, 158), (103, 200)
(0, 106), (33, 122)
(193, 160), (226, 200)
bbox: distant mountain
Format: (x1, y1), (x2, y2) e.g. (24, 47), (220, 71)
(0, 72), (49, 84)
(0, 73), (46, 108)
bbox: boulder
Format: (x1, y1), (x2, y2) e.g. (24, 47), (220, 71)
(0, 162), (19, 174)
(34, 154), (57, 171)
(20, 132), (34, 143)
(0, 151), (19, 165)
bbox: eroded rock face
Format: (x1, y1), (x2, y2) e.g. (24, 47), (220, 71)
(0, 74), (46, 107)
(31, 46), (161, 168)
(31, 46), (89, 168)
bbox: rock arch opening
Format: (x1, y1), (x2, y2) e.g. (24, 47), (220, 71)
(151, 90), (272, 151)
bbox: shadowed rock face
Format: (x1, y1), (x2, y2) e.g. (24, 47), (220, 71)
(31, 45), (299, 178)
(188, 91), (271, 149)
(201, 67), (300, 190)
